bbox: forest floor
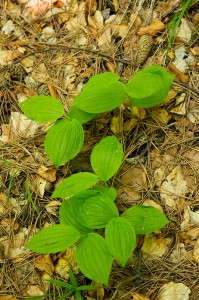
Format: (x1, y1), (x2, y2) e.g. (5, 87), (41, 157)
(0, 0), (199, 299)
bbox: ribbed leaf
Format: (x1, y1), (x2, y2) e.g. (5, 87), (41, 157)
(68, 105), (97, 124)
(73, 73), (127, 113)
(105, 217), (136, 266)
(52, 172), (99, 198)
(76, 233), (112, 285)
(19, 95), (64, 123)
(59, 192), (95, 235)
(44, 118), (84, 167)
(91, 136), (123, 181)
(26, 225), (81, 254)
(126, 65), (175, 108)
(93, 186), (117, 202)
(123, 205), (169, 234)
(77, 194), (119, 229)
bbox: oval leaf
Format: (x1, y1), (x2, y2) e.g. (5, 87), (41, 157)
(45, 118), (84, 167)
(123, 205), (169, 234)
(91, 136), (123, 181)
(52, 172), (99, 198)
(105, 217), (136, 266)
(73, 73), (127, 113)
(68, 105), (97, 124)
(26, 224), (81, 254)
(126, 65), (175, 108)
(19, 95), (64, 123)
(59, 192), (98, 235)
(78, 194), (119, 229)
(76, 233), (112, 285)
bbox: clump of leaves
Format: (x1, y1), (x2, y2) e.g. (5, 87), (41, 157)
(19, 65), (173, 285)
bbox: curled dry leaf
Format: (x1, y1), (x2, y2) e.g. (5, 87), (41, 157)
(169, 243), (189, 263)
(168, 63), (190, 82)
(157, 282), (191, 300)
(55, 245), (79, 278)
(141, 233), (171, 259)
(45, 200), (61, 216)
(25, 285), (44, 297)
(176, 19), (192, 43)
(34, 254), (55, 274)
(121, 165), (148, 192)
(37, 166), (57, 182)
(137, 20), (165, 36)
(160, 165), (188, 208)
(193, 239), (199, 264)
(131, 293), (151, 300)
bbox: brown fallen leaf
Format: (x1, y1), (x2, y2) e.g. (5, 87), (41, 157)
(37, 166), (57, 182)
(121, 165), (148, 192)
(138, 20), (165, 36)
(131, 293), (151, 300)
(190, 46), (199, 56)
(176, 19), (192, 43)
(168, 63), (190, 82)
(160, 165), (188, 208)
(141, 233), (171, 259)
(34, 254), (55, 275)
(157, 282), (191, 300)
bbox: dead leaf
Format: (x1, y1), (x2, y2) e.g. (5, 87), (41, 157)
(157, 282), (191, 300)
(34, 254), (55, 275)
(138, 20), (165, 36)
(151, 108), (171, 124)
(37, 166), (57, 182)
(176, 19), (192, 43)
(111, 115), (123, 134)
(45, 200), (61, 216)
(88, 282), (104, 299)
(183, 146), (199, 170)
(168, 63), (190, 82)
(160, 165), (188, 208)
(121, 165), (148, 192)
(173, 46), (194, 73)
(55, 245), (79, 278)
(193, 239), (199, 263)
(25, 285), (44, 297)
(169, 243), (189, 263)
(117, 187), (141, 211)
(141, 234), (171, 259)
(131, 293), (151, 300)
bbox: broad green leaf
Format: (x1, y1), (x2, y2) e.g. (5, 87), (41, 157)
(123, 205), (169, 234)
(59, 191), (97, 235)
(76, 233), (112, 285)
(45, 118), (84, 167)
(126, 65), (175, 108)
(52, 172), (99, 198)
(93, 186), (117, 202)
(77, 194), (119, 229)
(73, 72), (127, 113)
(19, 95), (64, 123)
(26, 224), (81, 254)
(91, 136), (123, 181)
(68, 105), (97, 124)
(105, 217), (136, 266)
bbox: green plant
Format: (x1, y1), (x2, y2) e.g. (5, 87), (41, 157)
(19, 65), (173, 285)
(25, 269), (101, 300)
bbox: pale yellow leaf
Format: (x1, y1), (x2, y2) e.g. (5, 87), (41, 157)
(157, 282), (191, 300)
